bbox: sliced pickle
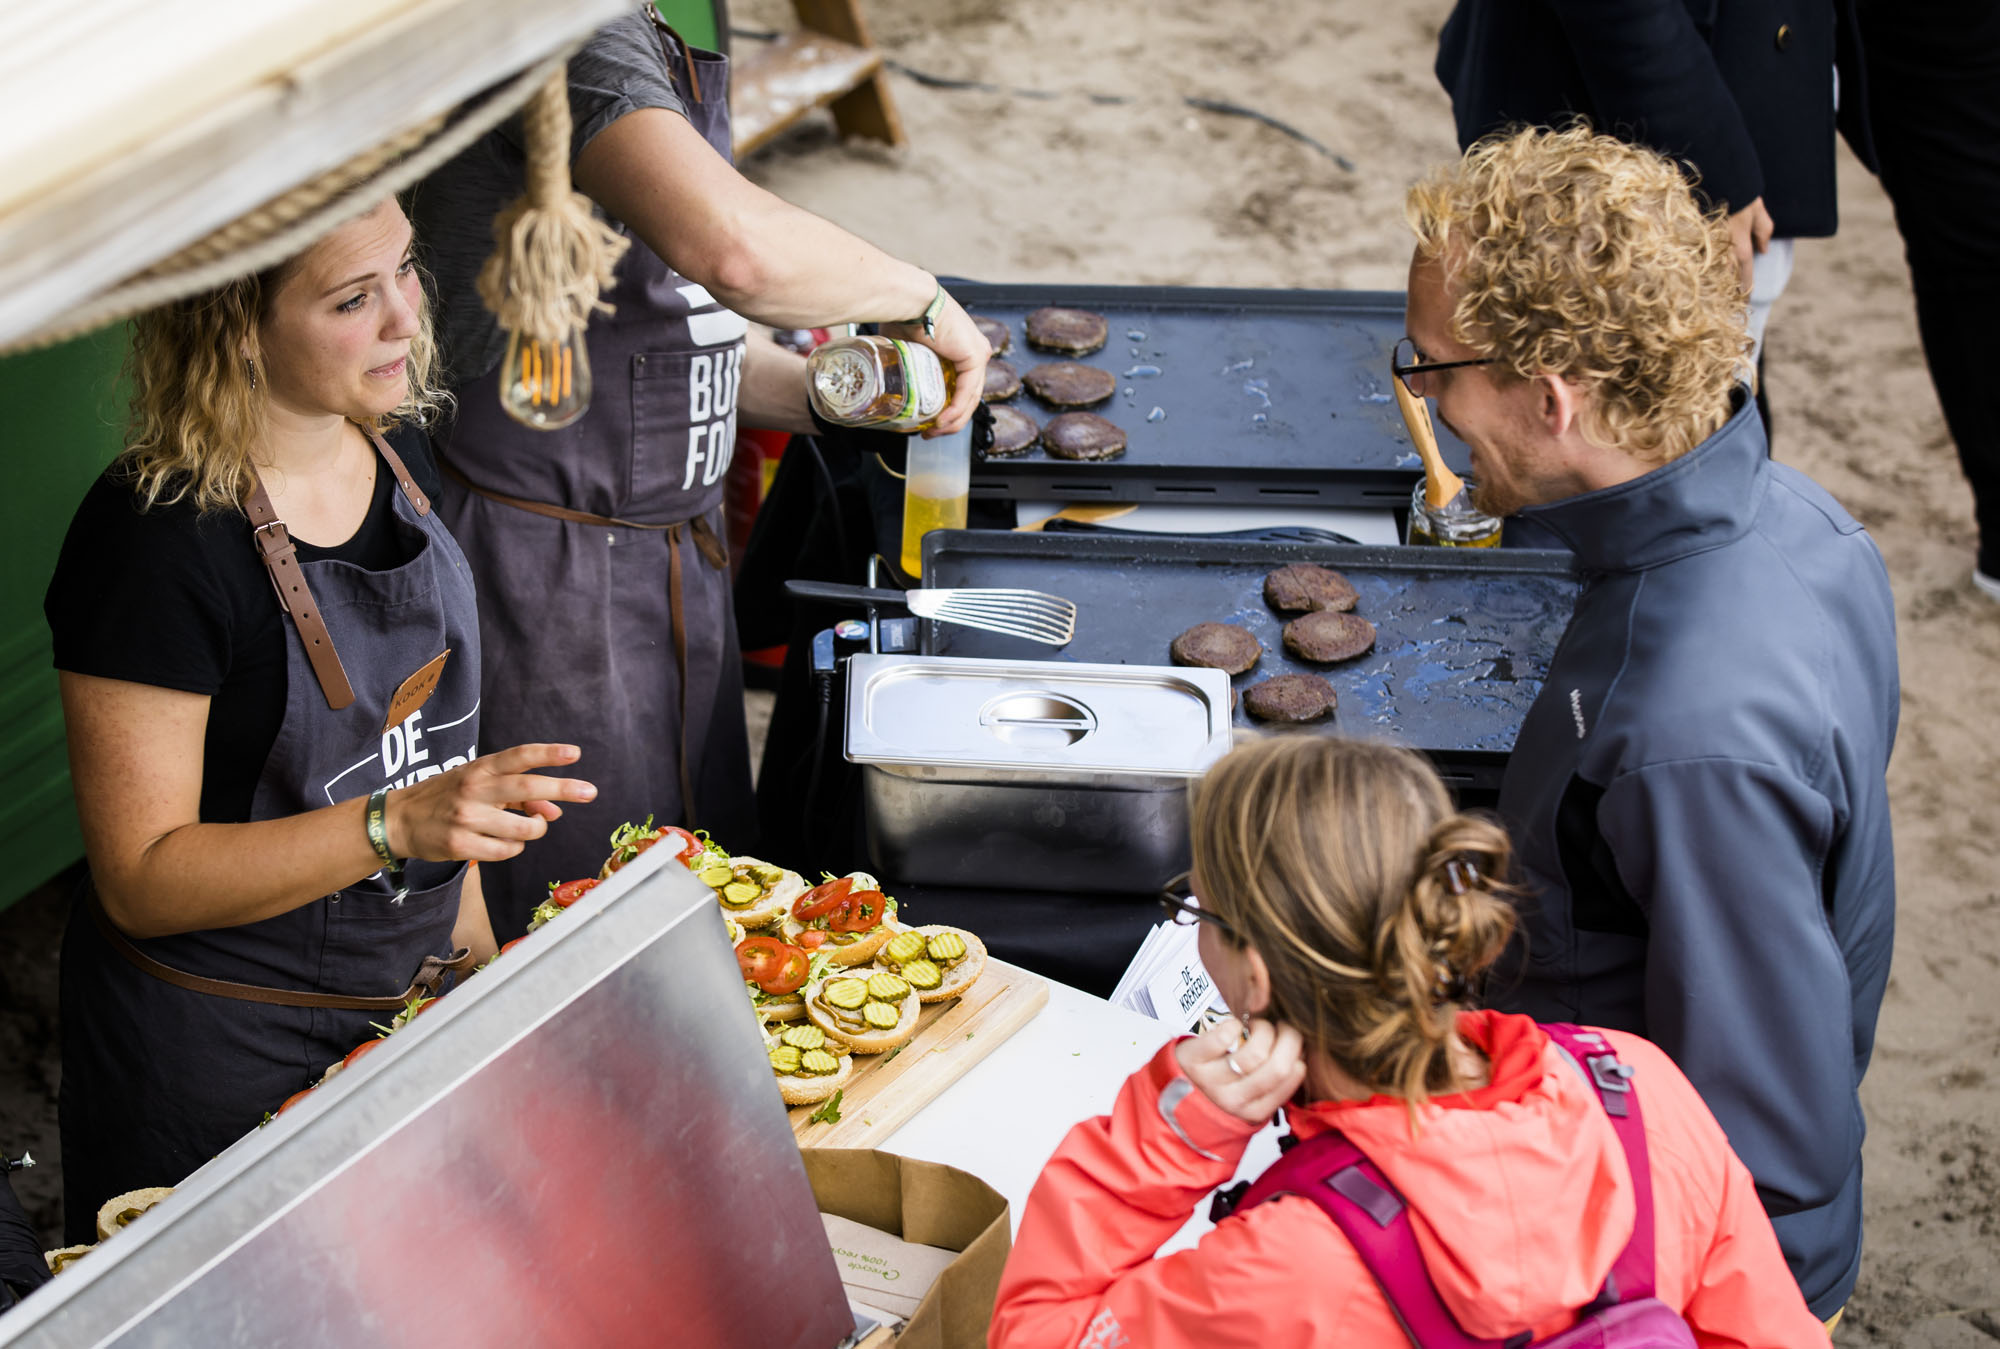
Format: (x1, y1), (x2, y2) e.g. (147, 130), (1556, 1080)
(798, 1048), (840, 1076)
(781, 1025), (826, 1051)
(926, 931), (968, 962)
(901, 958), (943, 990)
(720, 879), (762, 905)
(752, 864), (785, 884)
(697, 865), (733, 888)
(824, 979), (869, 1010)
(768, 1045), (802, 1074)
(862, 1000), (901, 1030)
(883, 930), (926, 965)
(865, 972), (910, 1002)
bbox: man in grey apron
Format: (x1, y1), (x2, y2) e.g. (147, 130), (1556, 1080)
(60, 436), (481, 1244)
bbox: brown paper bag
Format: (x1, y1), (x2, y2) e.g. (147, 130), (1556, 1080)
(803, 1149), (1011, 1349)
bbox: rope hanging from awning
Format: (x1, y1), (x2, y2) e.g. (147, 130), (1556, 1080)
(0, 50), (571, 357)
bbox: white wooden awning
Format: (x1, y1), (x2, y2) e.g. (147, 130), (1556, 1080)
(0, 0), (632, 351)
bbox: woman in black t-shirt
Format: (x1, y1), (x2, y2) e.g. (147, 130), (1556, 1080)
(44, 197), (596, 1243)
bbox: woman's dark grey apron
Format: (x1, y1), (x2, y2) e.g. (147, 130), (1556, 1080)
(58, 431), (481, 1244)
(434, 23), (753, 938)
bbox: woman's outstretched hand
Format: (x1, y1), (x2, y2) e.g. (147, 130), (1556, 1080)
(1175, 1014), (1307, 1125)
(385, 743), (596, 863)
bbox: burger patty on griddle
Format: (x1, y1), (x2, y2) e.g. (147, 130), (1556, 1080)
(1243, 673), (1338, 722)
(1169, 622), (1262, 674)
(1023, 362), (1116, 407)
(1282, 611), (1377, 663)
(1041, 412), (1126, 460)
(1024, 306), (1109, 356)
(1263, 563), (1358, 614)
(984, 404), (1040, 457)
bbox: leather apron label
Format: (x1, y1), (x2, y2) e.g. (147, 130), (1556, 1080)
(383, 649), (451, 734)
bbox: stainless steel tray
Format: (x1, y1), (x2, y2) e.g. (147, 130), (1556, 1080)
(1, 851), (852, 1349)
(846, 654), (1232, 893)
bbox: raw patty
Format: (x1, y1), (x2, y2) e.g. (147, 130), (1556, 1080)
(1243, 673), (1338, 722)
(1282, 611), (1377, 663)
(1169, 622), (1262, 674)
(1041, 412), (1127, 461)
(984, 404), (1040, 457)
(973, 315), (1011, 355)
(1263, 563), (1358, 614)
(1023, 362), (1117, 407)
(1024, 306), (1109, 356)
(983, 358), (1022, 402)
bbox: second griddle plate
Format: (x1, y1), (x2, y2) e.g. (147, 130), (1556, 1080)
(949, 280), (1474, 508)
(918, 530), (1578, 793)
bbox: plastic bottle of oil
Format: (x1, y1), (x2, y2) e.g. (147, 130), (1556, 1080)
(806, 334), (956, 433)
(898, 421), (972, 578)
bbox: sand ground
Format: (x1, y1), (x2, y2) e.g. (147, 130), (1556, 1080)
(1, 3), (1994, 1341)
(736, 0), (2000, 1341)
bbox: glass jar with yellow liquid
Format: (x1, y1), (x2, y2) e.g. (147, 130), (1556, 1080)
(1406, 479), (1503, 547)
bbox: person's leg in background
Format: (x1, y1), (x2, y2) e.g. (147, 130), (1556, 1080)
(1861, 4), (2000, 597)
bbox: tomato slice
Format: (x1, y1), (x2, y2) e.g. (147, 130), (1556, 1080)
(662, 826), (703, 862)
(793, 877), (853, 921)
(737, 935), (810, 994)
(830, 889), (886, 932)
(341, 1038), (383, 1070)
(797, 929), (828, 949)
(277, 1087), (314, 1116)
(550, 877), (600, 908)
(499, 936), (528, 956)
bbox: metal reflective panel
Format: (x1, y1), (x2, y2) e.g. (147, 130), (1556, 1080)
(1, 851), (851, 1348)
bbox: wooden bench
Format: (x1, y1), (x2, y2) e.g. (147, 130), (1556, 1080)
(730, 0), (905, 157)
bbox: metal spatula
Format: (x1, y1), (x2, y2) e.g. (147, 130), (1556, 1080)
(784, 581), (1077, 646)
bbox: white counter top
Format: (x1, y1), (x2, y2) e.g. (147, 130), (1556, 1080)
(881, 976), (1283, 1254)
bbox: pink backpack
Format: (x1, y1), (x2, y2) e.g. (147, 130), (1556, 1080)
(1225, 1024), (1697, 1348)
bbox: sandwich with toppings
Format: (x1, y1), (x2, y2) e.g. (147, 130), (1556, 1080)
(527, 876), (600, 932)
(805, 968), (921, 1054)
(876, 925), (987, 1003)
(781, 873), (898, 966)
(599, 817), (705, 877)
(739, 936), (831, 1023)
(763, 1020), (853, 1105)
(696, 853), (805, 929)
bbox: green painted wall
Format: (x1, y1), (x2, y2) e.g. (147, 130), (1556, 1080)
(0, 328), (129, 910)
(653, 0), (720, 52)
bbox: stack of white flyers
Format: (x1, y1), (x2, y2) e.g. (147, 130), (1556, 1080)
(1110, 921), (1230, 1034)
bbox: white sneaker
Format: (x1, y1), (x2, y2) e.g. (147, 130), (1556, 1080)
(1977, 569), (2000, 605)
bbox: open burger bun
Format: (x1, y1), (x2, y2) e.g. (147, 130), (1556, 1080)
(752, 995), (809, 1024)
(709, 856), (805, 929)
(878, 925), (988, 1003)
(804, 972), (922, 1055)
(783, 872), (896, 967)
(910, 926), (988, 1002)
(96, 1187), (173, 1242)
(45, 1244), (94, 1274)
(776, 1051), (854, 1106)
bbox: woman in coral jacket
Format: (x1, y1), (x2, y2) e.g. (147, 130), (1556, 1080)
(991, 736), (1829, 1349)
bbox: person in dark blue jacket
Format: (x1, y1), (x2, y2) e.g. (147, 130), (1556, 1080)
(1400, 126), (1897, 1324)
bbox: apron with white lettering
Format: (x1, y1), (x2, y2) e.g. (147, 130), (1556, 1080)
(58, 431), (481, 1243)
(433, 25), (753, 938)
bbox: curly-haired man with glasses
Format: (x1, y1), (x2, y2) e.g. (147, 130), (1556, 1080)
(1398, 126), (1897, 1325)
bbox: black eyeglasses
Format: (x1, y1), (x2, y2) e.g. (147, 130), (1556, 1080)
(1158, 872), (1237, 941)
(1391, 336), (1498, 387)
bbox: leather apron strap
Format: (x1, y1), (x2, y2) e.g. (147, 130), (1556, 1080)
(90, 891), (477, 1010)
(240, 427), (435, 713)
(437, 449), (721, 824)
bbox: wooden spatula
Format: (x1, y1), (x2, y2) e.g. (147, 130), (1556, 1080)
(1392, 373), (1468, 512)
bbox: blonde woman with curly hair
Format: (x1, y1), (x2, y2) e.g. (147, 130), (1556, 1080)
(43, 197), (595, 1244)
(1396, 126), (1894, 1324)
(993, 735), (1827, 1347)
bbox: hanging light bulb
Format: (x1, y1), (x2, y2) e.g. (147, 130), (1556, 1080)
(500, 325), (592, 430)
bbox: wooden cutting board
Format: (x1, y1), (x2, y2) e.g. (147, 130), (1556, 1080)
(789, 958), (1048, 1147)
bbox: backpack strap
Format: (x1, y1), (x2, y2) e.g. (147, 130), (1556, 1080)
(1540, 1024), (1658, 1304)
(1235, 1131), (1513, 1349)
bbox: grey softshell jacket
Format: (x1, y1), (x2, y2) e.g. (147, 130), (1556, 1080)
(1490, 392), (1898, 1318)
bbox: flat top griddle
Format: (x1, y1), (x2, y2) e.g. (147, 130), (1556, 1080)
(918, 531), (1577, 780)
(952, 281), (1473, 508)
